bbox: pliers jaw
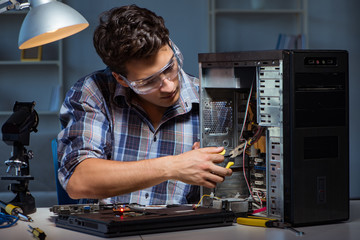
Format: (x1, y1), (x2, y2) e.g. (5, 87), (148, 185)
(227, 142), (246, 159)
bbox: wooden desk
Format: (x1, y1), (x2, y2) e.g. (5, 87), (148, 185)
(2, 201), (359, 240)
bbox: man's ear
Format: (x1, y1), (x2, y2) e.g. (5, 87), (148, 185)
(112, 72), (129, 88)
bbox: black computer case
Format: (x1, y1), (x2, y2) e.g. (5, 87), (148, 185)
(283, 50), (349, 226)
(198, 50), (349, 226)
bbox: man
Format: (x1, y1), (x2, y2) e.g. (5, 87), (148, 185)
(57, 5), (232, 205)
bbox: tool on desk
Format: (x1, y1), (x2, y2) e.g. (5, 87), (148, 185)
(28, 225), (46, 240)
(0, 200), (33, 222)
(237, 215), (277, 227)
(237, 216), (304, 236)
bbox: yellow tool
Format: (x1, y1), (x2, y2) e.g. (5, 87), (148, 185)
(225, 161), (234, 169)
(0, 200), (32, 222)
(219, 149), (226, 155)
(219, 150), (234, 169)
(218, 150), (235, 169)
(237, 216), (305, 236)
(28, 225), (46, 240)
(237, 216), (278, 227)
(218, 143), (246, 159)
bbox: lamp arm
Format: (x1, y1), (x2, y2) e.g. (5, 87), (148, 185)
(0, 0), (29, 14)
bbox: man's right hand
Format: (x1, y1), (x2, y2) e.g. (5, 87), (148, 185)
(166, 146), (233, 189)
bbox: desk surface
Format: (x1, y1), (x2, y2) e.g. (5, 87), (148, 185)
(2, 201), (360, 240)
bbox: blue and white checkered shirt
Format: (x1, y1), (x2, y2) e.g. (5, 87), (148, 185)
(57, 67), (200, 205)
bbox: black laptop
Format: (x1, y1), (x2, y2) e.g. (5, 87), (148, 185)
(54, 205), (235, 238)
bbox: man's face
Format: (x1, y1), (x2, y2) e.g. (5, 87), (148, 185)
(115, 44), (181, 109)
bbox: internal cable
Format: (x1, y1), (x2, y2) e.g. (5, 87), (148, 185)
(255, 192), (263, 208)
(239, 79), (255, 141)
(195, 194), (220, 208)
(237, 79), (265, 208)
(248, 126), (264, 146)
(241, 141), (262, 207)
(252, 207), (266, 214)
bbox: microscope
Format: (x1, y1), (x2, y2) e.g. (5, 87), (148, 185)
(1, 101), (38, 215)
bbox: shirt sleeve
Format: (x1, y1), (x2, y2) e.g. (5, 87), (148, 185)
(57, 75), (112, 190)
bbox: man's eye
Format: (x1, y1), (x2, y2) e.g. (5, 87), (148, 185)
(139, 77), (157, 86)
(136, 79), (149, 86)
(163, 62), (175, 74)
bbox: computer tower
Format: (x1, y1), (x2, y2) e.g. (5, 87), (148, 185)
(198, 50), (349, 226)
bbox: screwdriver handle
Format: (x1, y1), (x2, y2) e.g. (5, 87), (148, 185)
(28, 225), (46, 240)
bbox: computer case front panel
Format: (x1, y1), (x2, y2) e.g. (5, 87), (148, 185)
(284, 50), (349, 225)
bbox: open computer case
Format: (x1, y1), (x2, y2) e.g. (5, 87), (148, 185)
(198, 50), (349, 226)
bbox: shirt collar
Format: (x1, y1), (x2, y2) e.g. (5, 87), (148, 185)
(176, 69), (199, 113)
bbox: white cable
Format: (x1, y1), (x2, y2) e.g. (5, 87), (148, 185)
(239, 80), (254, 141)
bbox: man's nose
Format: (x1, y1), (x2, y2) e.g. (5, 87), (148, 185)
(159, 75), (175, 91)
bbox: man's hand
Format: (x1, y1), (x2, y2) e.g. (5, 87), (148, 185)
(167, 146), (232, 189)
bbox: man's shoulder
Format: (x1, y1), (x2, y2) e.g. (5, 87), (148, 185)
(75, 68), (114, 88)
(70, 68), (117, 96)
(63, 68), (122, 109)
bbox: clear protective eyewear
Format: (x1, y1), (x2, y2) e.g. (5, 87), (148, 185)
(118, 41), (183, 95)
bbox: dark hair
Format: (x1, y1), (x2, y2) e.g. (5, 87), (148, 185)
(93, 5), (170, 76)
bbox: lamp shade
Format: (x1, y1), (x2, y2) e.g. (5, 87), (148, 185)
(18, 0), (89, 49)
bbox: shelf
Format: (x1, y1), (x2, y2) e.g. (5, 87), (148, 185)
(0, 10), (28, 15)
(214, 9), (305, 14)
(0, 60), (60, 65)
(0, 111), (60, 116)
(209, 0), (308, 52)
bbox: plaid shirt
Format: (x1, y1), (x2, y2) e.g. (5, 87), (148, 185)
(57, 67), (200, 205)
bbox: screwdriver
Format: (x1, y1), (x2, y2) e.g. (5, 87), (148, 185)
(28, 225), (46, 240)
(0, 200), (33, 222)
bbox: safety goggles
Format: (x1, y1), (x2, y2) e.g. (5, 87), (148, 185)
(118, 41), (183, 95)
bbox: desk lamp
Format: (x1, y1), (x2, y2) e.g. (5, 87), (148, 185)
(0, 0), (89, 49)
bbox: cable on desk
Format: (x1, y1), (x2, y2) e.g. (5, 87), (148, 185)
(0, 212), (19, 228)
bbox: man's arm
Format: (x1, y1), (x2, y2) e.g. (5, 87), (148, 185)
(66, 146), (231, 199)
